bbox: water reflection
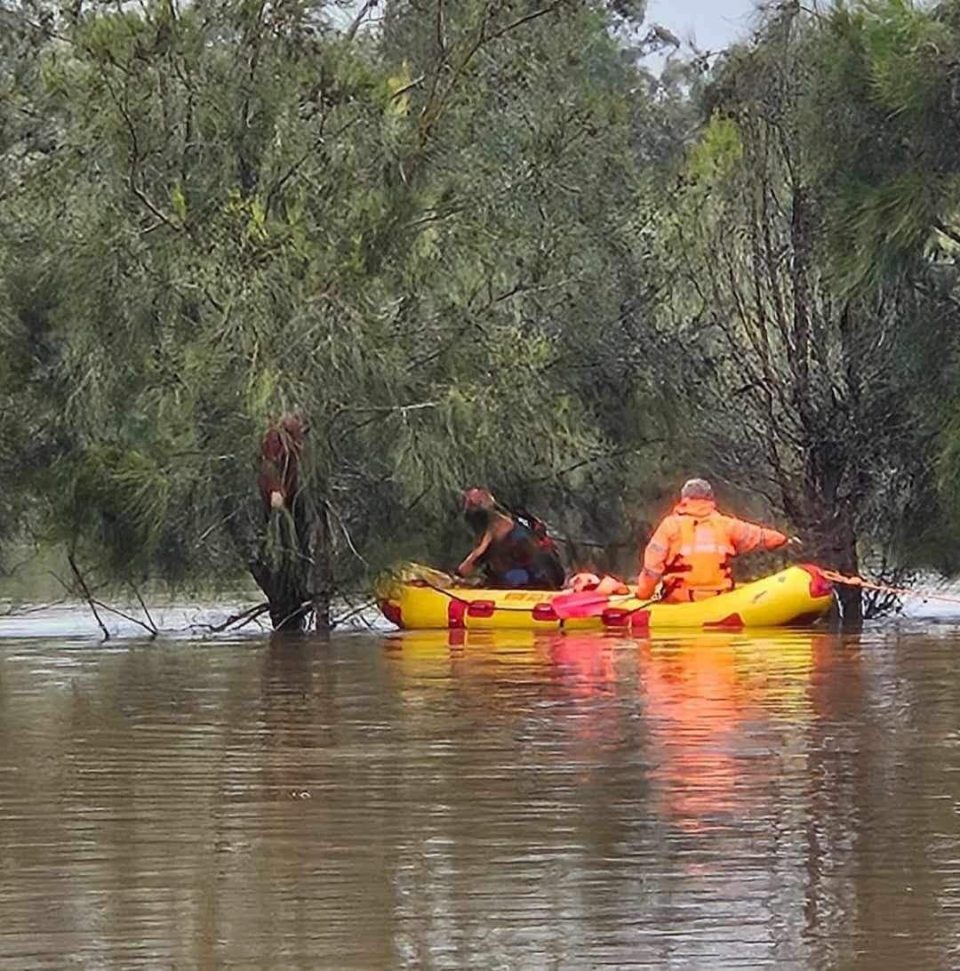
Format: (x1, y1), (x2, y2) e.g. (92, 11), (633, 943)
(1, 628), (960, 968)
(639, 635), (816, 830)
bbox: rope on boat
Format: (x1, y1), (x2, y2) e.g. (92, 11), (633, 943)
(414, 574), (558, 614)
(822, 570), (960, 606)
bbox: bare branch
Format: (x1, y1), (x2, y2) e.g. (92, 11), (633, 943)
(934, 219), (960, 247)
(66, 554), (110, 641)
(90, 599), (159, 637)
(129, 582), (159, 637)
(419, 1), (565, 144)
(194, 602), (271, 633)
(345, 0), (379, 41)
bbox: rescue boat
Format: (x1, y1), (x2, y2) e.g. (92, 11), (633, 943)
(376, 563), (835, 632)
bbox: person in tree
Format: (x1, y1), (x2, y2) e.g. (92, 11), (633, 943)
(456, 487), (565, 590)
(636, 478), (800, 602)
(257, 410), (307, 514)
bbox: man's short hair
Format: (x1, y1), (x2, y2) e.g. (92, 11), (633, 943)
(681, 478), (714, 500)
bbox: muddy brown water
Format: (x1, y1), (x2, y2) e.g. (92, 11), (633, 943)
(1, 625), (960, 969)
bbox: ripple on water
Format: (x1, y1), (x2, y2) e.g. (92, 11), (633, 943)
(1, 628), (960, 969)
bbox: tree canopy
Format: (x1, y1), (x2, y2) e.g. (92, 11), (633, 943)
(2, 0), (960, 626)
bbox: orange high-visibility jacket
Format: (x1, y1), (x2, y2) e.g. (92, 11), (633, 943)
(636, 497), (788, 603)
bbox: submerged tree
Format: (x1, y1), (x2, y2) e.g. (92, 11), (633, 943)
(7, 0), (960, 631)
(0, 0), (667, 626)
(648, 5), (960, 624)
(811, 0), (960, 565)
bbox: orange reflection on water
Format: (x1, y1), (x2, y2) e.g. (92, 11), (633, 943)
(382, 628), (629, 711)
(639, 633), (826, 835)
(384, 628), (834, 838)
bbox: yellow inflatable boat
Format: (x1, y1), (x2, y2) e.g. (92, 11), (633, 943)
(376, 563), (834, 631)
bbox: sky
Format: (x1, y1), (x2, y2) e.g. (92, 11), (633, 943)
(646, 0), (762, 52)
(334, 1), (766, 54)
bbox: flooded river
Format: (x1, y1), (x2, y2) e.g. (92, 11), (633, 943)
(1, 625), (960, 969)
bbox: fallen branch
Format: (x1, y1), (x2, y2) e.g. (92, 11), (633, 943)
(67, 553), (110, 641)
(333, 597), (379, 630)
(0, 599), (68, 617)
(129, 582), (160, 637)
(274, 600), (314, 631)
(194, 602), (271, 634)
(90, 599), (159, 638)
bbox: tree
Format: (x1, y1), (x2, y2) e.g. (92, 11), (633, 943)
(647, 6), (960, 624)
(0, 0), (668, 626)
(808, 0), (960, 560)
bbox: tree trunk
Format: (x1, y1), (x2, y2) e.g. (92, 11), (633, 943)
(249, 489), (314, 631)
(827, 502), (863, 629)
(311, 501), (334, 633)
(807, 503), (862, 630)
(249, 544), (311, 631)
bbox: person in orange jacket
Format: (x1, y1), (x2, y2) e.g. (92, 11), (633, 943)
(636, 478), (801, 603)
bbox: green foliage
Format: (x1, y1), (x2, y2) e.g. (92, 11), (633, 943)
(686, 114), (741, 184)
(812, 0), (960, 289)
(6, 0), (960, 615)
(0, 0), (668, 593)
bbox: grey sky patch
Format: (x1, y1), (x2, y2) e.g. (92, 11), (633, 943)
(647, 0), (761, 51)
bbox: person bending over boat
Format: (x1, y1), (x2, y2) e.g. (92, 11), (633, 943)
(456, 487), (565, 590)
(636, 478), (800, 603)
